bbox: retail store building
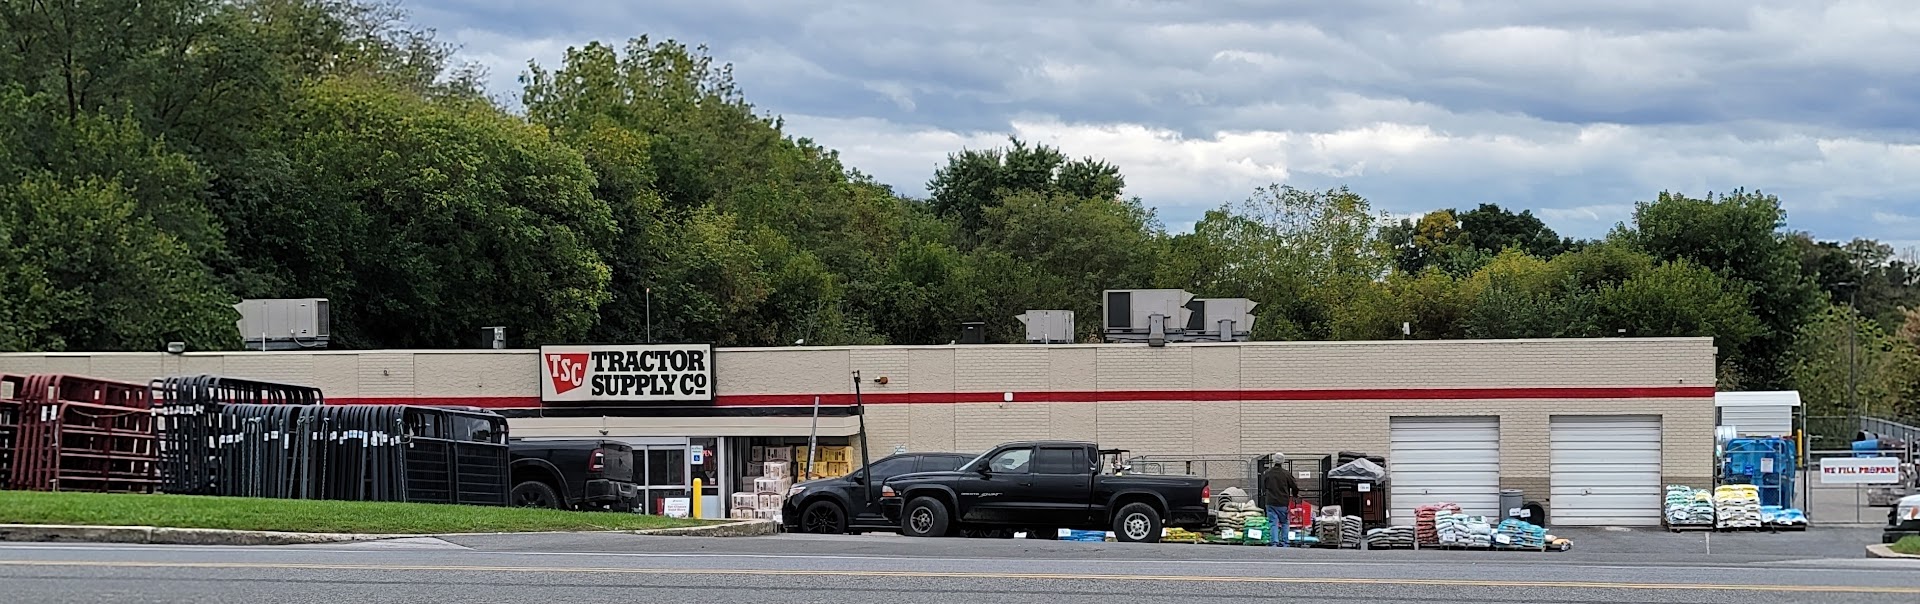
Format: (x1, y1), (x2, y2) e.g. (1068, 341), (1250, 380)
(0, 337), (1716, 526)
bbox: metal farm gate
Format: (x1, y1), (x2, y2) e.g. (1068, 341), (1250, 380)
(7, 374), (159, 493)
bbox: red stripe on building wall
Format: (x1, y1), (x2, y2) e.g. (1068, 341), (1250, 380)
(326, 386), (1713, 409)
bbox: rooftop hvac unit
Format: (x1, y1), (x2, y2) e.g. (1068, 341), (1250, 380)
(1185, 298), (1258, 342)
(1015, 310), (1075, 343)
(236, 298), (330, 351)
(1102, 289), (1194, 345)
(959, 322), (987, 344)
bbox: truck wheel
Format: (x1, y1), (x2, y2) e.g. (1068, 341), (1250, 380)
(901, 497), (950, 538)
(801, 500), (849, 534)
(511, 481), (563, 509)
(1113, 502), (1163, 543)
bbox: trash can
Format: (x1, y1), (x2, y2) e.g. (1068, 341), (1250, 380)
(1500, 489), (1524, 519)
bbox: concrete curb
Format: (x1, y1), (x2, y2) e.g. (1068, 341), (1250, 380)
(1865, 544), (1920, 559)
(633, 519), (776, 537)
(0, 524), (390, 546)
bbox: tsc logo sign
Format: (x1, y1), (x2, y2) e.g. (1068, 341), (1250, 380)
(545, 353), (590, 395)
(539, 344), (714, 404)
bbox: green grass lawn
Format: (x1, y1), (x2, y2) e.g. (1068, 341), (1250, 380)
(0, 490), (710, 534)
(1894, 536), (1920, 556)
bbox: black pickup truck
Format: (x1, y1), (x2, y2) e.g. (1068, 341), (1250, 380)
(508, 438), (641, 512)
(878, 441), (1211, 543)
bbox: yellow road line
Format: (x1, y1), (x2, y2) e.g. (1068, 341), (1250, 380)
(1, 559), (1915, 595)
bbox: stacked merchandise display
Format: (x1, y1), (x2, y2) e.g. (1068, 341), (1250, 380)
(1414, 502), (1462, 546)
(1493, 518), (1549, 549)
(1215, 501), (1264, 541)
(1340, 515), (1364, 547)
(1326, 456), (1390, 527)
(1310, 505), (1348, 547)
(1662, 485), (1716, 529)
(734, 460), (792, 522)
(9, 374), (158, 493)
(1364, 525), (1416, 549)
(1164, 527), (1206, 543)
(1240, 515), (1274, 544)
(1434, 509), (1494, 548)
(1713, 484), (1762, 529)
(794, 445), (854, 481)
(1760, 505), (1808, 529)
(1060, 529), (1108, 542)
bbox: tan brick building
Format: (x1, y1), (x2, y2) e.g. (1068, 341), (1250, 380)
(0, 336), (1716, 527)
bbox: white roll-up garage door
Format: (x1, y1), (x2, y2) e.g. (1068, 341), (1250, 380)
(1389, 416), (1501, 524)
(1550, 415), (1662, 526)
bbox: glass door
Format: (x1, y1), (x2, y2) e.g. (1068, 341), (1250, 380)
(691, 437), (720, 518)
(642, 445), (688, 516)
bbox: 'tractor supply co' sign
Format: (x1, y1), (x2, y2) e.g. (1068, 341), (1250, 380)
(540, 344), (714, 404)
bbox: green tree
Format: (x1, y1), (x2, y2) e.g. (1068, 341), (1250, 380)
(0, 175), (237, 351)
(1624, 189), (1822, 389)
(925, 137), (1124, 240)
(1789, 305), (1920, 419)
(226, 79), (614, 347)
(1456, 203), (1570, 258)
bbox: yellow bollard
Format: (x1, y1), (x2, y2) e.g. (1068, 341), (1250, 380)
(691, 478), (702, 519)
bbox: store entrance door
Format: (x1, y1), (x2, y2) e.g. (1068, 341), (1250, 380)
(637, 443), (688, 516)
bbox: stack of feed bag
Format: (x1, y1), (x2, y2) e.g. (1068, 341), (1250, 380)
(1312, 505), (1345, 547)
(1663, 485), (1715, 527)
(1760, 505), (1808, 528)
(1415, 503), (1462, 546)
(1364, 525), (1416, 549)
(1714, 484), (1762, 529)
(1215, 501), (1263, 540)
(1435, 510), (1494, 547)
(1341, 515), (1365, 547)
(1494, 518), (1549, 548)
(1240, 515), (1273, 544)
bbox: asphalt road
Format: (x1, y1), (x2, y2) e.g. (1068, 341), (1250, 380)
(1, 531), (1915, 604)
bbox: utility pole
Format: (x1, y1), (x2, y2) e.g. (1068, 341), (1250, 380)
(646, 287), (653, 344)
(1848, 287), (1859, 418)
(1835, 281), (1861, 419)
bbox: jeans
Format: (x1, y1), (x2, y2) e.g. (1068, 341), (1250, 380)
(1266, 504), (1290, 547)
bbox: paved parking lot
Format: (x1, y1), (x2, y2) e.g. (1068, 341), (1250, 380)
(441, 524), (1889, 564)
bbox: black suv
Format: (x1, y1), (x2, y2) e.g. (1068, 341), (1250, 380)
(783, 452), (974, 534)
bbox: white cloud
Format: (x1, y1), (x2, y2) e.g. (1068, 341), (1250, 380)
(416, 0), (1920, 243)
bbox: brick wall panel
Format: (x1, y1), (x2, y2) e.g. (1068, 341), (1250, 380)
(717, 349), (848, 395)
(1096, 401), (1194, 456)
(413, 353), (536, 398)
(1047, 348), (1096, 391)
(907, 349), (956, 394)
(218, 354), (316, 386)
(908, 404), (958, 452)
(1096, 347), (1191, 391)
(953, 403), (1050, 451)
(354, 353), (416, 396)
(956, 347), (1049, 392)
(852, 349), (912, 397)
(1049, 402), (1098, 442)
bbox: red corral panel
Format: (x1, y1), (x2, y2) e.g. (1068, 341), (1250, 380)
(7, 374), (158, 493)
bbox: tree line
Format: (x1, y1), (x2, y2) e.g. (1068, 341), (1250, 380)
(2, 0), (1915, 418)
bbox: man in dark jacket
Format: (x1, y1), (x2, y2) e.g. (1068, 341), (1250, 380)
(1261, 452), (1301, 547)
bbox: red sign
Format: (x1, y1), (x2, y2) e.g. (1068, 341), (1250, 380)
(545, 353), (590, 395)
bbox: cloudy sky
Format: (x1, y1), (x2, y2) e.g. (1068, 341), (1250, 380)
(413, 0), (1919, 245)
